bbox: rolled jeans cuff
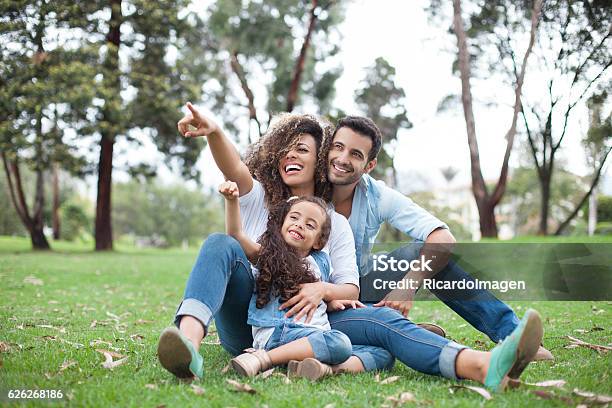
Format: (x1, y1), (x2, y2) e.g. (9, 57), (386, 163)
(352, 350), (377, 372)
(174, 298), (214, 330)
(439, 341), (468, 380)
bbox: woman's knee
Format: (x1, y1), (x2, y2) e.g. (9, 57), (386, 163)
(202, 232), (241, 253)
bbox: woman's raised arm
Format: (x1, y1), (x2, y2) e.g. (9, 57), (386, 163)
(178, 102), (253, 196)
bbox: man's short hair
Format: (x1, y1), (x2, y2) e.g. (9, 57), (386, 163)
(333, 116), (382, 161)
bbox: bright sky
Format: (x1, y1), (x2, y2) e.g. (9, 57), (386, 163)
(111, 0), (610, 196)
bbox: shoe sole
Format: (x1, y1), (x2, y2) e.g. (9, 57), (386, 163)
(505, 310), (544, 384)
(296, 358), (328, 381)
(417, 323), (446, 338)
(231, 357), (252, 377)
(157, 327), (195, 379)
(287, 360), (299, 377)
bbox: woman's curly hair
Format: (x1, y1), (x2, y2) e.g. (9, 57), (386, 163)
(254, 196), (332, 309)
(245, 113), (333, 208)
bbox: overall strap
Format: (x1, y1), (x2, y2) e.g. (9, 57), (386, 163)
(310, 250), (331, 282)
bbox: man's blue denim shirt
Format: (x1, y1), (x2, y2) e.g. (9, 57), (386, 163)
(346, 174), (448, 275)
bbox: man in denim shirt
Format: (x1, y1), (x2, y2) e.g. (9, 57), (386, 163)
(325, 116), (552, 360)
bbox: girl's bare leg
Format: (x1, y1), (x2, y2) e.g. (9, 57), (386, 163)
(267, 338), (314, 365)
(332, 356), (365, 373)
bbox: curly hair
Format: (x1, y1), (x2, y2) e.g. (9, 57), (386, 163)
(254, 196), (332, 309)
(245, 113), (333, 208)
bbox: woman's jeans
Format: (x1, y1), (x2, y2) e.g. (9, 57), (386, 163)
(265, 323), (352, 365)
(175, 233), (476, 378)
(175, 233), (393, 371)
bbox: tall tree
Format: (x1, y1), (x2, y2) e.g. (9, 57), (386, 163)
(450, 0), (543, 237)
(449, 0), (611, 235)
(204, 0), (345, 142)
(555, 86), (611, 234)
(0, 0), (96, 249)
(91, 0), (209, 250)
(354, 57), (412, 184)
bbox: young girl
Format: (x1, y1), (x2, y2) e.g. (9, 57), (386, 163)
(219, 180), (361, 379)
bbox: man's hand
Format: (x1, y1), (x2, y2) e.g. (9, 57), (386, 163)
(219, 181), (239, 200)
(177, 102), (220, 138)
(279, 282), (326, 324)
(327, 299), (366, 312)
(373, 289), (414, 317)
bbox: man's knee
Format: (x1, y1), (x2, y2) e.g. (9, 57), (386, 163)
(203, 232), (241, 253)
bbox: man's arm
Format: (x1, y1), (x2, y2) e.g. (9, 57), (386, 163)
(178, 102), (253, 195)
(373, 181), (455, 316)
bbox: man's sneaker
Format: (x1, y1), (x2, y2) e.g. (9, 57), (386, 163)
(157, 327), (204, 379)
(417, 322), (446, 338)
(484, 309), (543, 392)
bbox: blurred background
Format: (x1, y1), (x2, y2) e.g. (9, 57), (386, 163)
(1, 0), (610, 251)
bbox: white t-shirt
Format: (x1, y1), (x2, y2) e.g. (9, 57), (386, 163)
(251, 255), (330, 349)
(239, 179), (360, 288)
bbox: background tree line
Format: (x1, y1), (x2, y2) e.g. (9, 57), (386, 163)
(1, 0), (610, 250)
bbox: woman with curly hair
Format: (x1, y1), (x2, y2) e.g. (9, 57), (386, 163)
(157, 103), (392, 380)
(219, 182), (362, 379)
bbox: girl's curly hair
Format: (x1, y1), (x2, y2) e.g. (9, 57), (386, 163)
(254, 196), (332, 309)
(245, 113), (333, 208)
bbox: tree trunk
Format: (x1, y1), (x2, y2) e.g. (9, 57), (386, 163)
(588, 185), (597, 236)
(95, 134), (114, 250)
(476, 199), (498, 238)
(286, 0), (318, 112)
(94, 0), (122, 251)
(52, 162), (60, 239)
(538, 169), (551, 235)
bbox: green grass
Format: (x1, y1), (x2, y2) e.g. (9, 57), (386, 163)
(1, 236), (610, 407)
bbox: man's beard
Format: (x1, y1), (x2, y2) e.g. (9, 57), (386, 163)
(328, 168), (362, 185)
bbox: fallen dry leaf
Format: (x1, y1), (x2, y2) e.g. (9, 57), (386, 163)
(190, 384), (205, 395)
(145, 384), (157, 390)
(24, 276), (43, 286)
(0, 341), (10, 353)
(380, 376), (400, 385)
(509, 379), (567, 389)
(90, 339), (112, 347)
(565, 336), (611, 354)
(130, 334), (145, 342)
(257, 368), (275, 379)
(101, 351), (128, 369)
(135, 319), (153, 325)
(95, 349), (125, 359)
(90, 320), (97, 328)
(226, 379), (256, 394)
(221, 363), (231, 374)
(59, 360), (77, 372)
(450, 385), (492, 400)
(384, 392), (416, 407)
(573, 389), (612, 404)
(374, 373), (381, 382)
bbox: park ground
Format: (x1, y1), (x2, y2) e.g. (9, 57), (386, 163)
(0, 236), (610, 407)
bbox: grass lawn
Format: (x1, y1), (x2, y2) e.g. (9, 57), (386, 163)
(1, 236), (610, 407)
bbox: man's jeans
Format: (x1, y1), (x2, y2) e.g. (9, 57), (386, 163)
(383, 244), (520, 343)
(265, 323), (353, 365)
(174, 233), (394, 372)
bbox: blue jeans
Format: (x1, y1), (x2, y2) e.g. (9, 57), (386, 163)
(174, 233), (393, 371)
(328, 305), (468, 379)
(387, 244), (520, 343)
(265, 323), (352, 365)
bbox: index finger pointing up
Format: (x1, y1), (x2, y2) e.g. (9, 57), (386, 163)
(186, 102), (201, 119)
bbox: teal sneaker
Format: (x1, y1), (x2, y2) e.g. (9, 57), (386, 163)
(157, 327), (204, 379)
(484, 309), (543, 392)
